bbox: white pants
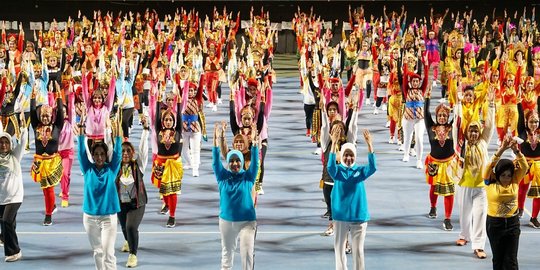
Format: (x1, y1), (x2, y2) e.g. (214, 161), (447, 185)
(456, 185), (487, 250)
(83, 213), (118, 270)
(219, 218), (257, 270)
(402, 117), (425, 161)
(334, 221), (368, 270)
(181, 131), (202, 169)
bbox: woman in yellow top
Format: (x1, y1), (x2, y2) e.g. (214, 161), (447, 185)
(483, 137), (529, 270)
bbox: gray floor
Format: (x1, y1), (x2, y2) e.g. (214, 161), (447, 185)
(3, 56), (540, 269)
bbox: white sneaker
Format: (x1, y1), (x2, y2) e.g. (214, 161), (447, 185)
(5, 251), (22, 262)
(206, 102), (215, 108)
(398, 145), (405, 152)
(184, 164), (192, 170)
(313, 148), (322, 155)
(322, 224), (334, 236)
(258, 188), (265, 195)
(416, 160), (423, 169)
(373, 108), (379, 115)
(432, 81), (437, 87)
(126, 254), (138, 268)
(365, 99), (371, 105)
(409, 149), (417, 157)
(382, 104), (387, 111)
(385, 121), (390, 128)
(217, 98), (223, 104)
(402, 156), (410, 162)
(192, 168), (199, 177)
(212, 105), (217, 112)
(388, 137), (395, 144)
(439, 98), (446, 103)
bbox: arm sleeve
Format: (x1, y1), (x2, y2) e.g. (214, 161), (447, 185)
(77, 135), (91, 172)
(212, 146), (226, 181)
(326, 152), (338, 180)
(137, 129), (149, 172)
(108, 136), (123, 170)
(358, 153), (377, 181)
(13, 128), (28, 161)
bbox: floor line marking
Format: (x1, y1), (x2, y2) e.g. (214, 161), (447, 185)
(17, 230), (540, 235)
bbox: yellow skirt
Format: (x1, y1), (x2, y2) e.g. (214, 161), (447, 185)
(425, 155), (458, 196)
(152, 155), (183, 196)
(31, 153), (63, 189)
(525, 159), (540, 198)
(388, 94), (403, 122)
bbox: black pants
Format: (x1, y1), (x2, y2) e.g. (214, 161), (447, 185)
(375, 97), (384, 108)
(121, 108), (134, 138)
(303, 104), (315, 130)
(216, 83), (222, 99)
(365, 80), (372, 99)
(487, 215), (520, 270)
(323, 183), (333, 221)
(259, 141), (268, 184)
(118, 203), (145, 255)
(0, 203), (21, 256)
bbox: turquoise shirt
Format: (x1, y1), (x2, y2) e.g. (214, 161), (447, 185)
(78, 136), (122, 216)
(327, 152), (377, 222)
(212, 146), (259, 222)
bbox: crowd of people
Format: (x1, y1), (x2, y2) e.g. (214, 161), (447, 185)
(294, 4), (539, 270)
(0, 3), (538, 270)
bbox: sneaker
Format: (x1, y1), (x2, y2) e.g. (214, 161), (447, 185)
(529, 218), (540, 229)
(381, 104), (387, 111)
(183, 164), (192, 170)
(398, 145), (405, 152)
(518, 208), (524, 218)
(428, 207), (437, 219)
(439, 98), (446, 103)
(258, 188), (265, 195)
(443, 219), (453, 231)
(192, 168), (199, 177)
(474, 249), (487, 259)
(456, 239), (467, 246)
(432, 81), (437, 87)
(166, 217), (176, 228)
(388, 137), (395, 144)
(322, 224), (334, 236)
(345, 241), (352, 254)
(43, 215), (53, 226)
(121, 241), (130, 252)
(306, 129), (311, 137)
(212, 105), (218, 112)
(0, 239), (3, 247)
(160, 204), (169, 215)
(365, 99), (371, 105)
(5, 251), (22, 262)
(416, 160), (423, 169)
(206, 102), (214, 108)
(126, 253), (138, 268)
(321, 211), (330, 219)
(313, 148), (322, 155)
(385, 121), (390, 128)
(373, 108), (379, 115)
(61, 200), (69, 208)
(402, 156), (409, 162)
(217, 98), (223, 105)
(409, 148), (417, 157)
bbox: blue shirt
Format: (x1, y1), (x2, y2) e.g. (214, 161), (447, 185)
(78, 136), (122, 216)
(327, 152), (377, 222)
(212, 146), (259, 222)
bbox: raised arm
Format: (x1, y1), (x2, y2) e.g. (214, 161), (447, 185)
(137, 128), (149, 172)
(77, 134), (92, 172)
(105, 74), (117, 110)
(481, 101), (496, 143)
(245, 145), (260, 182)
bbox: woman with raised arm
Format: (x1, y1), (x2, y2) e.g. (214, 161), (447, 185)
(454, 88), (495, 259)
(0, 114), (27, 262)
(328, 129), (376, 270)
(151, 88), (183, 228)
(483, 137), (529, 270)
(116, 116), (149, 268)
(212, 122), (259, 270)
(30, 81), (64, 226)
(423, 86), (459, 231)
(77, 118), (122, 270)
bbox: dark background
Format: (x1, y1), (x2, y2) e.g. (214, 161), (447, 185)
(1, 0), (539, 53)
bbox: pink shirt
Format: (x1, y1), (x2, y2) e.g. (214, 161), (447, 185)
(82, 73), (116, 139)
(59, 92), (75, 151)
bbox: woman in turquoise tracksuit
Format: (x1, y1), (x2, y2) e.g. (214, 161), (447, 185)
(78, 121), (122, 270)
(212, 124), (260, 270)
(328, 129), (376, 270)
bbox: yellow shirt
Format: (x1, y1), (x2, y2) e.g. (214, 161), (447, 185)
(484, 155), (528, 218)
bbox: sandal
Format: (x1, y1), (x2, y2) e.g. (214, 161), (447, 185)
(455, 239), (467, 246)
(474, 249), (487, 259)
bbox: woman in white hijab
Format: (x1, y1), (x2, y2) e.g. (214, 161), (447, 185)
(0, 119), (27, 262)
